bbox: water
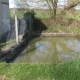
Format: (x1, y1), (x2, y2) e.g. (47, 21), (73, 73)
(14, 36), (80, 63)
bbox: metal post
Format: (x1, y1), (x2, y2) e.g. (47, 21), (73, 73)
(15, 14), (19, 44)
(14, 7), (19, 44)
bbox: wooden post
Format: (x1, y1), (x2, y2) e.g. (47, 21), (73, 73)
(0, 49), (2, 59)
(14, 8), (19, 44)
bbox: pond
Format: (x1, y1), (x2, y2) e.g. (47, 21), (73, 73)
(14, 36), (80, 63)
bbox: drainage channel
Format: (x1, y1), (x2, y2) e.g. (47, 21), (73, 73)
(1, 33), (80, 63)
(0, 34), (34, 63)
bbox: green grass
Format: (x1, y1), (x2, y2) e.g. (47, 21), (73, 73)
(44, 25), (72, 33)
(71, 29), (80, 33)
(63, 11), (80, 21)
(34, 11), (52, 19)
(10, 10), (52, 19)
(75, 11), (80, 17)
(55, 59), (80, 80)
(0, 59), (80, 80)
(63, 12), (75, 19)
(10, 10), (80, 34)
(0, 63), (55, 80)
(10, 11), (25, 18)
(0, 42), (6, 48)
(0, 39), (16, 50)
(10, 10), (80, 20)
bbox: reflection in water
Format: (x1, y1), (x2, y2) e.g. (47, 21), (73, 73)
(14, 37), (80, 63)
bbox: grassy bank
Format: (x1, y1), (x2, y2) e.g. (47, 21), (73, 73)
(0, 39), (16, 51)
(10, 11), (25, 18)
(10, 10), (80, 34)
(0, 59), (80, 80)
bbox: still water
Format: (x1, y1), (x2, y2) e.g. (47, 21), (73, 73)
(14, 37), (80, 63)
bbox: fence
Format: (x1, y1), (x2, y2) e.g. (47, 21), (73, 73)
(0, 12), (34, 58)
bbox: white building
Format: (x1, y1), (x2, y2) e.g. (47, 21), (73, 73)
(0, 0), (10, 39)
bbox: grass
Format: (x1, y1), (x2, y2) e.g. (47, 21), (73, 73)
(0, 59), (80, 80)
(10, 10), (80, 34)
(46, 25), (72, 33)
(10, 9), (80, 20)
(63, 12), (75, 19)
(0, 39), (16, 50)
(34, 11), (52, 19)
(71, 29), (80, 33)
(55, 59), (80, 80)
(0, 63), (55, 80)
(75, 11), (80, 17)
(63, 11), (80, 22)
(10, 10), (52, 19)
(10, 11), (25, 18)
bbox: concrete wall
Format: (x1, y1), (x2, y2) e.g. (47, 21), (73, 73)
(0, 0), (3, 39)
(0, 0), (10, 39)
(2, 0), (9, 3)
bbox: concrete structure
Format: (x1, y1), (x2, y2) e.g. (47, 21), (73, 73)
(0, 0), (10, 39)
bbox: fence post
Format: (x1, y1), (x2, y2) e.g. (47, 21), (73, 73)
(14, 8), (19, 44)
(0, 49), (2, 59)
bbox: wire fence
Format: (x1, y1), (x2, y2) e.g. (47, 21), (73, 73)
(0, 13), (34, 54)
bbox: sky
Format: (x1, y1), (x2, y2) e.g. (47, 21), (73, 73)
(9, 0), (80, 9)
(9, 0), (15, 8)
(9, 0), (67, 8)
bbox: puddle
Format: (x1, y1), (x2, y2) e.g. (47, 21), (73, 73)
(14, 37), (80, 63)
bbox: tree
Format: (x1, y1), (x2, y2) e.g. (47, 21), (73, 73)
(14, 0), (29, 11)
(60, 0), (80, 18)
(53, 0), (58, 19)
(45, 0), (58, 19)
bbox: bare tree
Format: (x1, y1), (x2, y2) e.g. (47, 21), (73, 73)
(60, 0), (80, 18)
(14, 0), (29, 11)
(53, 0), (58, 19)
(45, 0), (58, 19)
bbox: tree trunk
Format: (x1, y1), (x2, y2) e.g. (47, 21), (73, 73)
(53, 7), (57, 19)
(53, 0), (58, 20)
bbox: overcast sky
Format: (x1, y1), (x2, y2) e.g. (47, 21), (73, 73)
(9, 0), (80, 9)
(9, 0), (67, 8)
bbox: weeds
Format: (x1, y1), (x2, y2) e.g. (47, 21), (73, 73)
(72, 29), (80, 33)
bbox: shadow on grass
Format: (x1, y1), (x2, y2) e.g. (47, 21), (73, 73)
(34, 18), (47, 33)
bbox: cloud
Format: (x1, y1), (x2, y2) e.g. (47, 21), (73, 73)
(9, 0), (80, 10)
(9, 0), (16, 8)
